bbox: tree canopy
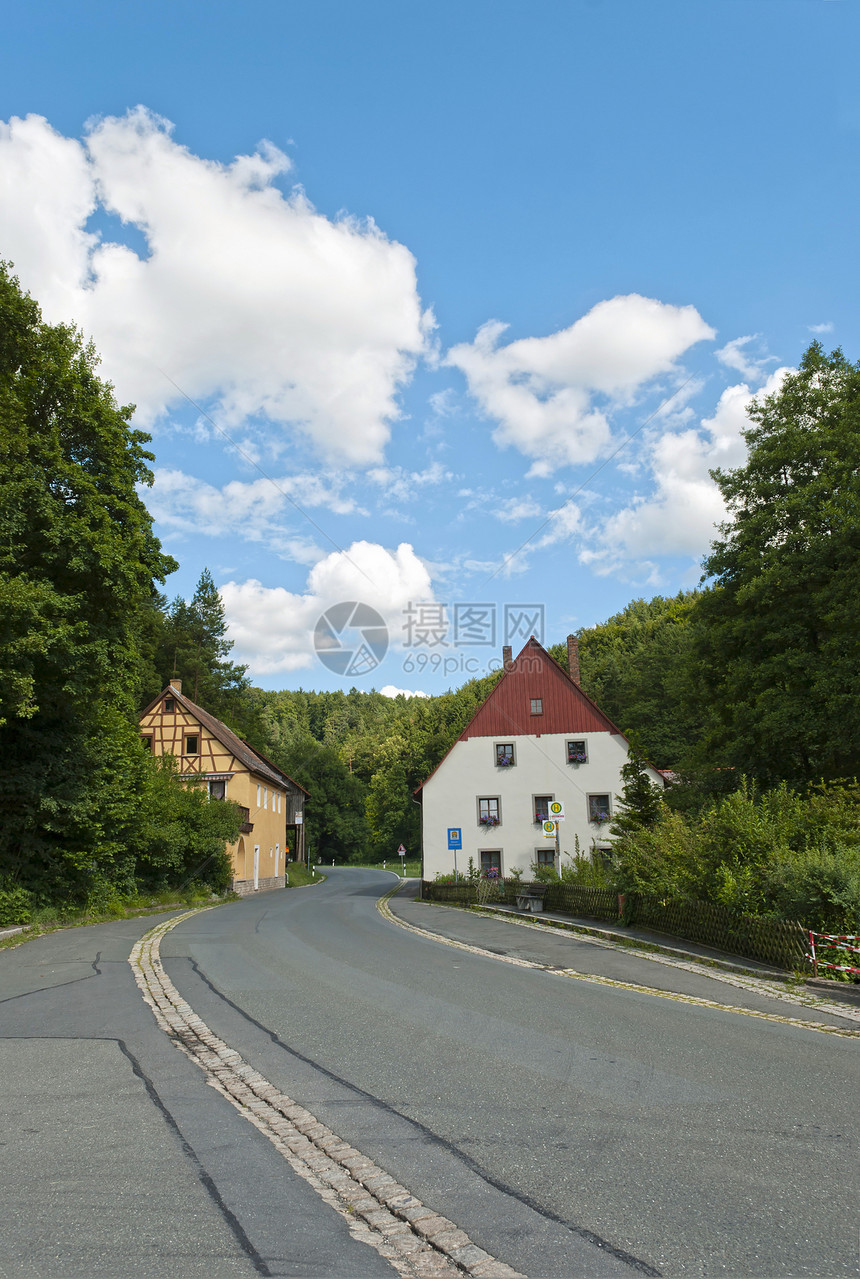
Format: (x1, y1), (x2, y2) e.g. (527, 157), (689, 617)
(692, 342), (860, 786)
(0, 265), (239, 905)
(549, 592), (702, 771)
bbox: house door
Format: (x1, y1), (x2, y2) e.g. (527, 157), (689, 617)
(253, 845), (260, 890)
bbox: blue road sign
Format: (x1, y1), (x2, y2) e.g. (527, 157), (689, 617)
(448, 828), (462, 850)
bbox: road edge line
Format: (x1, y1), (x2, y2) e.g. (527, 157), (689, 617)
(377, 887), (860, 1038)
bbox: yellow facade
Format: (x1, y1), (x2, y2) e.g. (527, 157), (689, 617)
(139, 675), (307, 893)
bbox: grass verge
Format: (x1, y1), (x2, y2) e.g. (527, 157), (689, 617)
(365, 859), (421, 878)
(0, 886), (232, 950)
(285, 861), (325, 887)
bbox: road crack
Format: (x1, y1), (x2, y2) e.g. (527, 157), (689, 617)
(129, 910), (522, 1279)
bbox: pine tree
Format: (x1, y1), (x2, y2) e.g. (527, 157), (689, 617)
(611, 734), (664, 839)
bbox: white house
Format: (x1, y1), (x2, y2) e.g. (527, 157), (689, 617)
(416, 635), (664, 879)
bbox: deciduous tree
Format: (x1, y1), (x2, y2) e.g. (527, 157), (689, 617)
(693, 342), (860, 785)
(0, 264), (178, 898)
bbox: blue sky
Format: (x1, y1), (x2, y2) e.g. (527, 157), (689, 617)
(2, 1), (857, 695)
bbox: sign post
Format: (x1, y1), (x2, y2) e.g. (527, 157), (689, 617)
(548, 802), (565, 875)
(447, 827), (462, 880)
(397, 843), (407, 875)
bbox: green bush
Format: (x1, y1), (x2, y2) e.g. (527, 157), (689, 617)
(761, 842), (860, 932)
(614, 777), (860, 931)
(0, 879), (33, 926)
(559, 844), (616, 888)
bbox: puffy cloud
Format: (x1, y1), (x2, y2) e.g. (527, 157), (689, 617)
(715, 335), (778, 383)
(589, 367), (792, 566)
(379, 685), (430, 699)
(145, 467), (372, 564)
(446, 294), (715, 475)
(220, 541), (436, 675)
(366, 461), (454, 503)
(492, 497), (544, 523)
(0, 109), (428, 465)
(808, 322), (834, 334)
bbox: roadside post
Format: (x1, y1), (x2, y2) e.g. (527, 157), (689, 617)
(447, 827), (462, 880)
(397, 844), (407, 875)
(549, 801), (565, 875)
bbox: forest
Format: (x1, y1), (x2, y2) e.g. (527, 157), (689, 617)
(2, 261), (859, 932)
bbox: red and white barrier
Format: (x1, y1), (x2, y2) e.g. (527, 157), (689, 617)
(807, 931), (860, 978)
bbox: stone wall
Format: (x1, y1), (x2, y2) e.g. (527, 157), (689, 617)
(231, 875), (286, 897)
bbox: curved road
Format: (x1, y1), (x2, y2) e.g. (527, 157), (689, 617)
(1, 868), (858, 1277)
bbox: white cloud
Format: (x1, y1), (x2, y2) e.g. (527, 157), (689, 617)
(446, 294), (715, 476)
(715, 335), (778, 383)
(367, 461), (454, 503)
(493, 497), (544, 523)
(379, 685), (430, 699)
(808, 322), (834, 334)
(0, 109), (428, 465)
(220, 541), (436, 674)
(588, 366), (792, 566)
(146, 467), (365, 563)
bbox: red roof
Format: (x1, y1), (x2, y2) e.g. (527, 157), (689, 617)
(415, 637), (625, 794)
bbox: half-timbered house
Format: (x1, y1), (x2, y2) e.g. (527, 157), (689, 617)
(139, 674), (309, 894)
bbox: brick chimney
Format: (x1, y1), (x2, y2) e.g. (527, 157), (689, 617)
(502, 645), (513, 672)
(167, 673), (182, 693)
(566, 634), (580, 686)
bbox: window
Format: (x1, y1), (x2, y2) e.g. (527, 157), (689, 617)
(536, 848), (556, 866)
(140, 735), (152, 751)
(256, 784), (261, 807)
(567, 740), (587, 765)
(478, 797), (500, 827)
(588, 794), (611, 824)
(277, 793), (282, 814)
(163, 697), (175, 713)
(264, 786), (268, 810)
(530, 697), (543, 715)
(480, 850), (502, 874)
(208, 779), (226, 800)
(534, 795), (552, 823)
(184, 734), (199, 756)
(495, 743), (515, 767)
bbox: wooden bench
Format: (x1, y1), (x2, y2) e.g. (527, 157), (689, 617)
(514, 883), (547, 913)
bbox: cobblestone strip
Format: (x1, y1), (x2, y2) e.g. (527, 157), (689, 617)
(129, 911), (522, 1279)
(377, 889), (860, 1037)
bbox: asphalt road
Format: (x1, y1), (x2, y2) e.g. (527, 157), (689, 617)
(1, 868), (858, 1278)
(0, 908), (398, 1279)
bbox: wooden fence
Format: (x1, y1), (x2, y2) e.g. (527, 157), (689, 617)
(420, 879), (807, 970)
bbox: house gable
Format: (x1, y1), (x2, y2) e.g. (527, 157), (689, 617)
(415, 637), (624, 796)
(139, 683), (308, 796)
(458, 637), (621, 741)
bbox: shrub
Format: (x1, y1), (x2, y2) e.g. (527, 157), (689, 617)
(0, 879), (33, 926)
(560, 852), (616, 888)
(761, 841), (860, 932)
